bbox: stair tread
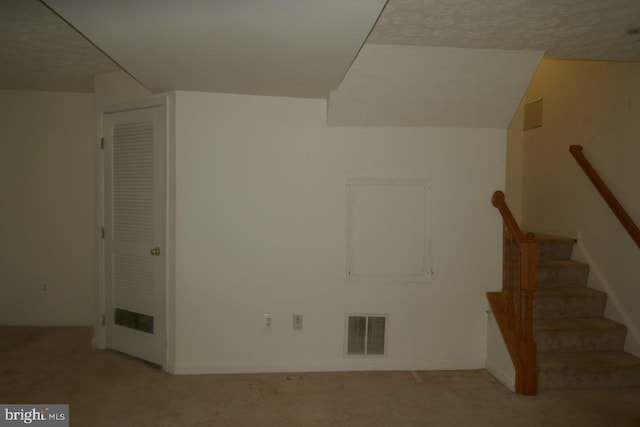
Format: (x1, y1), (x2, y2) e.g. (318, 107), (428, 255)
(532, 234), (576, 242)
(539, 260), (589, 268)
(536, 288), (606, 298)
(538, 261), (590, 288)
(539, 351), (640, 369)
(534, 317), (625, 332)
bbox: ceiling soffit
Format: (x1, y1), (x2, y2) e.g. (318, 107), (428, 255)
(44, 0), (387, 98)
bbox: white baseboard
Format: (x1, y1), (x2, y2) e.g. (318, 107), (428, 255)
(170, 358), (485, 375)
(91, 324), (106, 350)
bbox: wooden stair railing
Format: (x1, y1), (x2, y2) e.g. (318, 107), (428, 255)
(489, 190), (538, 395)
(569, 145), (640, 249)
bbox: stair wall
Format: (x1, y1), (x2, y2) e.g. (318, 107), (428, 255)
(572, 240), (640, 358)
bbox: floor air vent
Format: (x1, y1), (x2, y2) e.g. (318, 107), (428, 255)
(345, 314), (387, 356)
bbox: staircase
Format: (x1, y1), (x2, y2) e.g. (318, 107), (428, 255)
(534, 234), (640, 389)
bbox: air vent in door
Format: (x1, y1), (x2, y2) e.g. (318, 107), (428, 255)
(345, 314), (387, 356)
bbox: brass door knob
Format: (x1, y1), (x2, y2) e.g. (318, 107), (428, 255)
(150, 247), (161, 256)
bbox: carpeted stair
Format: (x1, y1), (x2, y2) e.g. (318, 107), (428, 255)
(533, 234), (640, 389)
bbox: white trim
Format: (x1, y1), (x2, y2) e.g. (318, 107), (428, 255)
(170, 358), (486, 375)
(163, 94), (175, 372)
(92, 113), (106, 350)
(95, 96), (171, 370)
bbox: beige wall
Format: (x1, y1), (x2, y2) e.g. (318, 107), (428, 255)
(0, 90), (97, 325)
(172, 91), (506, 373)
(509, 58), (640, 355)
(505, 98), (526, 222)
(94, 70), (152, 108)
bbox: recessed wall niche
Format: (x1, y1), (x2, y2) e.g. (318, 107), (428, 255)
(346, 178), (431, 283)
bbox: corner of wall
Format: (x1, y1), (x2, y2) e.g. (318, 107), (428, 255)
(506, 99), (525, 223)
(165, 91), (177, 372)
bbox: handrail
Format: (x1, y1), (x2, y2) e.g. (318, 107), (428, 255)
(490, 190), (538, 395)
(570, 145), (640, 249)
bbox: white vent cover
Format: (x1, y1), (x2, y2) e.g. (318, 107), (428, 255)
(112, 120), (155, 243)
(345, 314), (387, 356)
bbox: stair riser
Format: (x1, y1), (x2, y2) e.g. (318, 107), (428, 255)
(538, 265), (590, 288)
(534, 329), (626, 353)
(528, 235), (640, 391)
(539, 365), (640, 390)
(537, 240), (574, 262)
(534, 296), (606, 319)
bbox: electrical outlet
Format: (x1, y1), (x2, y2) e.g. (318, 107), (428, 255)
(293, 314), (302, 330)
(263, 314), (273, 330)
(41, 283), (48, 292)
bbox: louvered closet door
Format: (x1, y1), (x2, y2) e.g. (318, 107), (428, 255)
(104, 106), (165, 365)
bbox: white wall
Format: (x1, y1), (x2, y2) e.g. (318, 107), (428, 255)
(0, 90), (97, 325)
(94, 70), (152, 108)
(328, 45), (542, 128)
(485, 312), (515, 391)
(172, 91), (506, 373)
(510, 59), (640, 355)
(505, 98), (526, 223)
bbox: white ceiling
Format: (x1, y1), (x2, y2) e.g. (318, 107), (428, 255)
(0, 0), (638, 96)
(42, 0), (387, 98)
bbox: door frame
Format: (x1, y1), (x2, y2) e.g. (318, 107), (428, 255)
(94, 96), (173, 370)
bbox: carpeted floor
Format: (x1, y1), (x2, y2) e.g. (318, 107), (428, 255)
(1, 326), (640, 426)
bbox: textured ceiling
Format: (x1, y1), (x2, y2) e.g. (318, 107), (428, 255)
(0, 0), (119, 92)
(368, 0), (640, 62)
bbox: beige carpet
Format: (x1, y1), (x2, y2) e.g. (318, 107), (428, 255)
(1, 326), (640, 426)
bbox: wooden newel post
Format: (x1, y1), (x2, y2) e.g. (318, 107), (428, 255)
(491, 191), (540, 395)
(519, 233), (539, 395)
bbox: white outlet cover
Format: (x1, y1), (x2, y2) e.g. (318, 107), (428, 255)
(293, 314), (303, 330)
(263, 314), (273, 330)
